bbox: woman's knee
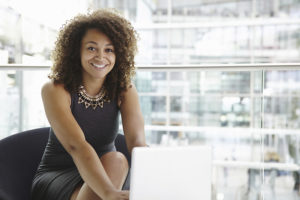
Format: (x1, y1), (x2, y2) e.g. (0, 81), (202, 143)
(101, 151), (129, 189)
(101, 151), (129, 170)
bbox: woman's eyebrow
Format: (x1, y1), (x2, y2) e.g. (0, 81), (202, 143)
(85, 41), (114, 47)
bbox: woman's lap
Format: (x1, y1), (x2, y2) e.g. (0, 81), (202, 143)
(31, 168), (83, 200)
(31, 147), (128, 200)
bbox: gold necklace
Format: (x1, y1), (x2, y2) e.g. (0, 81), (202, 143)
(77, 85), (110, 109)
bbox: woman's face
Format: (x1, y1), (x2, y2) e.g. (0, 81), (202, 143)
(80, 28), (116, 83)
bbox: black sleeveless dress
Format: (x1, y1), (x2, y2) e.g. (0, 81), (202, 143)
(31, 92), (120, 200)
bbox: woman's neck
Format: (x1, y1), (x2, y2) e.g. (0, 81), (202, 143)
(82, 79), (105, 96)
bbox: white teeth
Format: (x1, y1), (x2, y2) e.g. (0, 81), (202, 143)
(92, 63), (106, 68)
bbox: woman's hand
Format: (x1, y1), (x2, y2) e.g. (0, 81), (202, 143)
(105, 189), (129, 200)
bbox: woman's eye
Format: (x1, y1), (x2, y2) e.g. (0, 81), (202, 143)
(87, 47), (96, 51)
(106, 48), (114, 53)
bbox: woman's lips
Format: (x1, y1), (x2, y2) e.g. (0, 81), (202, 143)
(91, 63), (107, 69)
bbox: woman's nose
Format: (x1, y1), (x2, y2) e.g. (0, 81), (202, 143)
(95, 50), (104, 60)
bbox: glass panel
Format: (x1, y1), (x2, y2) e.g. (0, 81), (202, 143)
(221, 71), (250, 94)
(140, 96), (167, 126)
(253, 97), (263, 128)
(187, 71), (202, 93)
(146, 130), (167, 145)
(204, 71), (222, 94)
(0, 69), (49, 138)
(0, 70), (20, 138)
(135, 71), (167, 93)
(265, 70), (300, 96)
(186, 96), (222, 127)
(22, 70), (49, 130)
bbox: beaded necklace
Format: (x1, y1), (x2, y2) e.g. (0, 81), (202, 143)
(77, 85), (110, 109)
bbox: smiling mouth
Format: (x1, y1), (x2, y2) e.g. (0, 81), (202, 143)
(91, 63), (107, 69)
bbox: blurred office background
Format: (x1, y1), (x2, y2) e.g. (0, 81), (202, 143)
(1, 0), (300, 199)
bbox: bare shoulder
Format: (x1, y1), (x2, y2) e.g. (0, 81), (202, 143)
(41, 81), (71, 105)
(122, 83), (137, 96)
(42, 81), (67, 94)
(118, 83), (138, 106)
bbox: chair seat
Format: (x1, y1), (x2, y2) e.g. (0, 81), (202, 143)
(0, 127), (130, 200)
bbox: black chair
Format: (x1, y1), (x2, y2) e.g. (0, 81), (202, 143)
(0, 127), (131, 200)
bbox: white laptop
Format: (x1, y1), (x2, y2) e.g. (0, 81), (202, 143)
(129, 145), (212, 200)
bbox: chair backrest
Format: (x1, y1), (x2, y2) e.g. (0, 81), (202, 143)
(0, 127), (130, 200)
(0, 128), (49, 200)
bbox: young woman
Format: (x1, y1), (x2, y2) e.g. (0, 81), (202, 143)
(31, 9), (146, 200)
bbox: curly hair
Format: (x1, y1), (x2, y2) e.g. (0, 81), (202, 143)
(49, 8), (138, 100)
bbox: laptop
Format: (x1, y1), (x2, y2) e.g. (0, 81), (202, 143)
(129, 145), (212, 200)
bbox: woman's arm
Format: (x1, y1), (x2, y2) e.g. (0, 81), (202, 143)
(41, 82), (117, 198)
(119, 84), (147, 153)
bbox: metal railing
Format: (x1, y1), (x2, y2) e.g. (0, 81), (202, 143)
(1, 63), (300, 71)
